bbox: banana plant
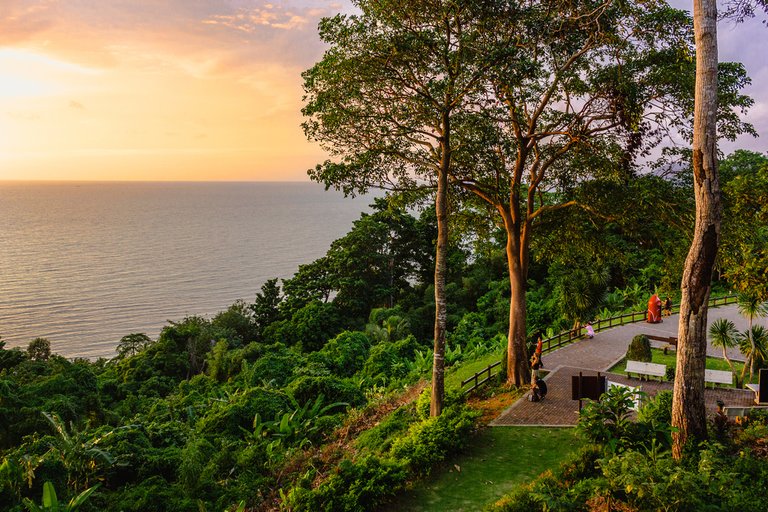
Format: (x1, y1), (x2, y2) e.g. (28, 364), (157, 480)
(42, 412), (117, 491)
(23, 481), (99, 512)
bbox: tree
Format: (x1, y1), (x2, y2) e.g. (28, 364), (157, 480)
(672, 0), (762, 457)
(27, 338), (51, 362)
(720, 153), (768, 300)
(736, 295), (768, 383)
(672, 0), (720, 459)
(302, 0), (505, 415)
(449, 0), (707, 385)
(708, 318), (739, 383)
(115, 333), (151, 359)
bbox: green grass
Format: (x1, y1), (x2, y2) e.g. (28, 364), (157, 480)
(381, 426), (582, 512)
(445, 349), (504, 391)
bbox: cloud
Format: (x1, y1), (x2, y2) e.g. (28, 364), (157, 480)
(203, 6), (311, 32)
(0, 0), (56, 45)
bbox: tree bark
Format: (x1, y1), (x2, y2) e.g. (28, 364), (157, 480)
(672, 0), (720, 459)
(503, 215), (531, 387)
(431, 137), (450, 417)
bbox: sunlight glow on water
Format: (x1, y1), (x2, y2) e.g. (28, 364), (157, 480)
(0, 181), (371, 359)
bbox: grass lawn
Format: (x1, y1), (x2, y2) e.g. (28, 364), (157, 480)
(445, 350), (504, 391)
(609, 348), (754, 385)
(381, 427), (582, 512)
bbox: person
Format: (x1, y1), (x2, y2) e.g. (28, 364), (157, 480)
(663, 296), (672, 317)
(585, 322), (595, 339)
(530, 351), (542, 381)
(647, 294), (662, 323)
(535, 335), (543, 356)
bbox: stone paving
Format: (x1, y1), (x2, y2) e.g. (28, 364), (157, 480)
(491, 303), (762, 426)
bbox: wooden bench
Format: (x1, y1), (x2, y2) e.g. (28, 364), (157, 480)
(626, 360), (666, 381)
(644, 334), (678, 354)
(704, 369), (733, 387)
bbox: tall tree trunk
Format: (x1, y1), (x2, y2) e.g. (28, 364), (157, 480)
(431, 143), (450, 417)
(672, 0), (720, 459)
(504, 221), (531, 387)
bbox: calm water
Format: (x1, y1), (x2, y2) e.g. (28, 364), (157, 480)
(0, 182), (371, 359)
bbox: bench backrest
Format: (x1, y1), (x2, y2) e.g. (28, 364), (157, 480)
(704, 369), (733, 384)
(626, 360), (666, 376)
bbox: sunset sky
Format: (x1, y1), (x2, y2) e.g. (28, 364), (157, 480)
(1, 0), (766, 181)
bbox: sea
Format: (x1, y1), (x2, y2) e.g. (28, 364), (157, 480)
(0, 181), (373, 359)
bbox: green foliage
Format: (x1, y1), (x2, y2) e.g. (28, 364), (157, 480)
(197, 388), (292, 438)
(286, 375), (365, 409)
(23, 481), (99, 512)
(309, 331), (370, 377)
(389, 404), (480, 476)
(115, 333), (152, 359)
(637, 390), (673, 427)
(41, 412), (117, 492)
(355, 407), (417, 455)
(576, 386), (641, 451)
(626, 335), (652, 362)
(27, 338), (52, 362)
(286, 455), (407, 512)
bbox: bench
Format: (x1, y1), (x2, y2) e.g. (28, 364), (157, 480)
(625, 360), (666, 381)
(746, 383), (761, 404)
(644, 334), (678, 354)
(704, 369), (733, 388)
(725, 405), (768, 419)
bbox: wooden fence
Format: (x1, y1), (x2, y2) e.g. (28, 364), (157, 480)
(460, 293), (738, 394)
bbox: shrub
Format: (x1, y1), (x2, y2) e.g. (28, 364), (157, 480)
(389, 403), (480, 475)
(637, 390), (673, 426)
(245, 350), (302, 388)
(626, 335), (652, 362)
(286, 455), (407, 512)
(287, 375), (366, 408)
(197, 388), (292, 437)
(576, 386), (640, 450)
(311, 331), (370, 377)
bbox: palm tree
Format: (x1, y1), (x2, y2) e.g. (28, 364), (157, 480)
(709, 318), (740, 385)
(739, 325), (768, 384)
(737, 295), (768, 382)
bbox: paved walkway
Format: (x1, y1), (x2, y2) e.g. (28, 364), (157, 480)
(491, 303), (761, 426)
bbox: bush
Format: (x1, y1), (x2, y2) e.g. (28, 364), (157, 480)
(197, 388), (292, 437)
(637, 390), (673, 426)
(310, 331), (370, 377)
(390, 403), (480, 475)
(626, 335), (652, 362)
(287, 375), (366, 408)
(286, 455), (407, 512)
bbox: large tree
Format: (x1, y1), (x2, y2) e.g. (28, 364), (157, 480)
(449, 0), (704, 385)
(302, 0), (507, 414)
(671, 0), (720, 459)
(671, 0), (765, 459)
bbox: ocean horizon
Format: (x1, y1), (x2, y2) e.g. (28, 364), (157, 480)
(0, 181), (373, 359)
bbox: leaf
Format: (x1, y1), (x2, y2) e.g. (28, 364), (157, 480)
(42, 481), (58, 509)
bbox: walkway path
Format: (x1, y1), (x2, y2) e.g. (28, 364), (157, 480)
(491, 303), (759, 426)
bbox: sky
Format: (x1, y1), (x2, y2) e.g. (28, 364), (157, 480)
(0, 0), (765, 181)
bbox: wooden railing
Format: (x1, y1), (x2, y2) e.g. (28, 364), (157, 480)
(460, 293), (738, 394)
(461, 361), (502, 395)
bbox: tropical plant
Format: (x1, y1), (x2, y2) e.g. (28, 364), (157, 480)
(737, 295), (768, 382)
(739, 325), (768, 383)
(27, 338), (51, 361)
(708, 318), (739, 384)
(42, 412), (116, 491)
(115, 333), (151, 359)
(23, 481), (99, 512)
